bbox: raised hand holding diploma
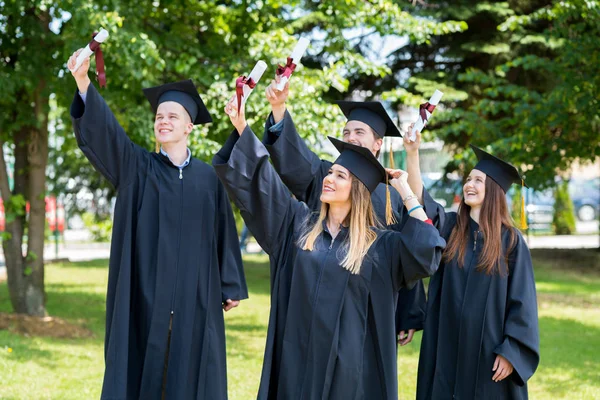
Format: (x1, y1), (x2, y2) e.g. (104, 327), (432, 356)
(68, 29), (109, 88)
(275, 37), (309, 91)
(234, 60), (267, 113)
(409, 90), (443, 142)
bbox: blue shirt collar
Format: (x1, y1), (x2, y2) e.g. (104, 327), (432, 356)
(160, 147), (191, 168)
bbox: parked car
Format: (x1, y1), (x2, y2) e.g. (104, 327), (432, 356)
(569, 178), (599, 222)
(422, 173), (463, 212)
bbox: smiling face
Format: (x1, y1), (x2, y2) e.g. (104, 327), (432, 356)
(463, 169), (487, 209)
(342, 120), (382, 157)
(154, 101), (194, 147)
(320, 164), (353, 206)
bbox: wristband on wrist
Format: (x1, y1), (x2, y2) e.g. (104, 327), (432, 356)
(407, 204), (423, 215)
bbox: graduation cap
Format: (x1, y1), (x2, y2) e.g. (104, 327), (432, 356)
(470, 144), (529, 229)
(329, 136), (396, 225)
(143, 79), (212, 152)
(336, 101), (402, 172)
(335, 101), (402, 138)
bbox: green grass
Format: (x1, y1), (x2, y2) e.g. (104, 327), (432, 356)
(1, 252), (599, 399)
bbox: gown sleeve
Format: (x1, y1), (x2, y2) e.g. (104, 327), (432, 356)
(70, 82), (143, 189)
(383, 217), (447, 292)
(213, 125), (309, 258)
(262, 110), (331, 210)
(421, 186), (449, 234)
(214, 175), (249, 302)
(493, 231), (540, 386)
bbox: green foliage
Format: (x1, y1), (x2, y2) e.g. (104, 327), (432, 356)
(510, 186), (523, 225)
(394, 0), (600, 190)
(15, 0), (467, 219)
(552, 180), (576, 235)
(81, 212), (112, 242)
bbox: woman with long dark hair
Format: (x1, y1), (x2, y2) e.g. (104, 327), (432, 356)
(213, 98), (446, 399)
(405, 132), (540, 399)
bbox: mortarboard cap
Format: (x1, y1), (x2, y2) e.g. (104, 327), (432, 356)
(335, 101), (402, 138)
(329, 136), (387, 193)
(471, 145), (527, 193)
(143, 79), (212, 126)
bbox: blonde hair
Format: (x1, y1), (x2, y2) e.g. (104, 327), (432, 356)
(298, 175), (378, 274)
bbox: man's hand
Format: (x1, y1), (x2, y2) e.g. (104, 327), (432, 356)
(492, 354), (514, 382)
(224, 95), (247, 135)
(67, 49), (91, 94)
(222, 299), (240, 312)
(398, 329), (416, 346)
(265, 75), (289, 123)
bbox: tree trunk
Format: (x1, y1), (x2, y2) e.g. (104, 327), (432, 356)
(21, 79), (50, 316)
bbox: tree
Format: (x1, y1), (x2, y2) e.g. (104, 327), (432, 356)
(381, 0), (599, 190)
(1, 0), (464, 315)
(552, 180), (576, 235)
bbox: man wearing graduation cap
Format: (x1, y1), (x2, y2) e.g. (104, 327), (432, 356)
(263, 79), (427, 347)
(67, 50), (248, 400)
(403, 136), (539, 399)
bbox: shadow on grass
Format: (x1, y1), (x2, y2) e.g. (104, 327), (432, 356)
(52, 259), (110, 269)
(0, 330), (57, 368)
(536, 315), (600, 394)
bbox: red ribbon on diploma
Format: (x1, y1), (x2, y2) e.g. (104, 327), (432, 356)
(89, 32), (106, 88)
(235, 76), (256, 114)
(276, 57), (297, 79)
(419, 102), (436, 123)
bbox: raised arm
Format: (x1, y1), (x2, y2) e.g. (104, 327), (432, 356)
(212, 98), (308, 257)
(384, 169), (446, 289)
(263, 77), (330, 210)
(68, 49), (141, 189)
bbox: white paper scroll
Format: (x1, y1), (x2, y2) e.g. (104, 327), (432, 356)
(409, 90), (444, 142)
(275, 37), (310, 91)
(69, 29), (110, 73)
(243, 60), (268, 100)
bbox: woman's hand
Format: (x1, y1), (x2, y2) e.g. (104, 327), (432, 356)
(403, 123), (421, 155)
(386, 168), (410, 193)
(265, 75), (289, 123)
(224, 95), (247, 135)
(492, 354), (514, 382)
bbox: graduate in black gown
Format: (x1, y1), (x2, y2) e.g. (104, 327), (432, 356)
(67, 50), (247, 400)
(213, 97), (446, 399)
(404, 131), (540, 399)
(261, 76), (427, 346)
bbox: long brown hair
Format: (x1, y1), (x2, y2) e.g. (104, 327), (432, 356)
(298, 175), (378, 274)
(443, 176), (517, 275)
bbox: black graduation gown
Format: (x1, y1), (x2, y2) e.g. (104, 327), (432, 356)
(262, 111), (426, 334)
(71, 83), (248, 400)
(213, 127), (446, 400)
(416, 189), (540, 400)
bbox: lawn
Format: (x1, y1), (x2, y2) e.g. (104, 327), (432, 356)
(1, 250), (599, 399)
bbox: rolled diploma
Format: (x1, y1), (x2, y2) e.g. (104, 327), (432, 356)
(243, 60), (268, 100)
(275, 37), (310, 91)
(69, 29), (110, 73)
(409, 90), (444, 142)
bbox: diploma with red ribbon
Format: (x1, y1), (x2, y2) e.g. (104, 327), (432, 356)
(275, 37), (310, 91)
(234, 60), (267, 113)
(409, 90), (444, 142)
(69, 29), (109, 88)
